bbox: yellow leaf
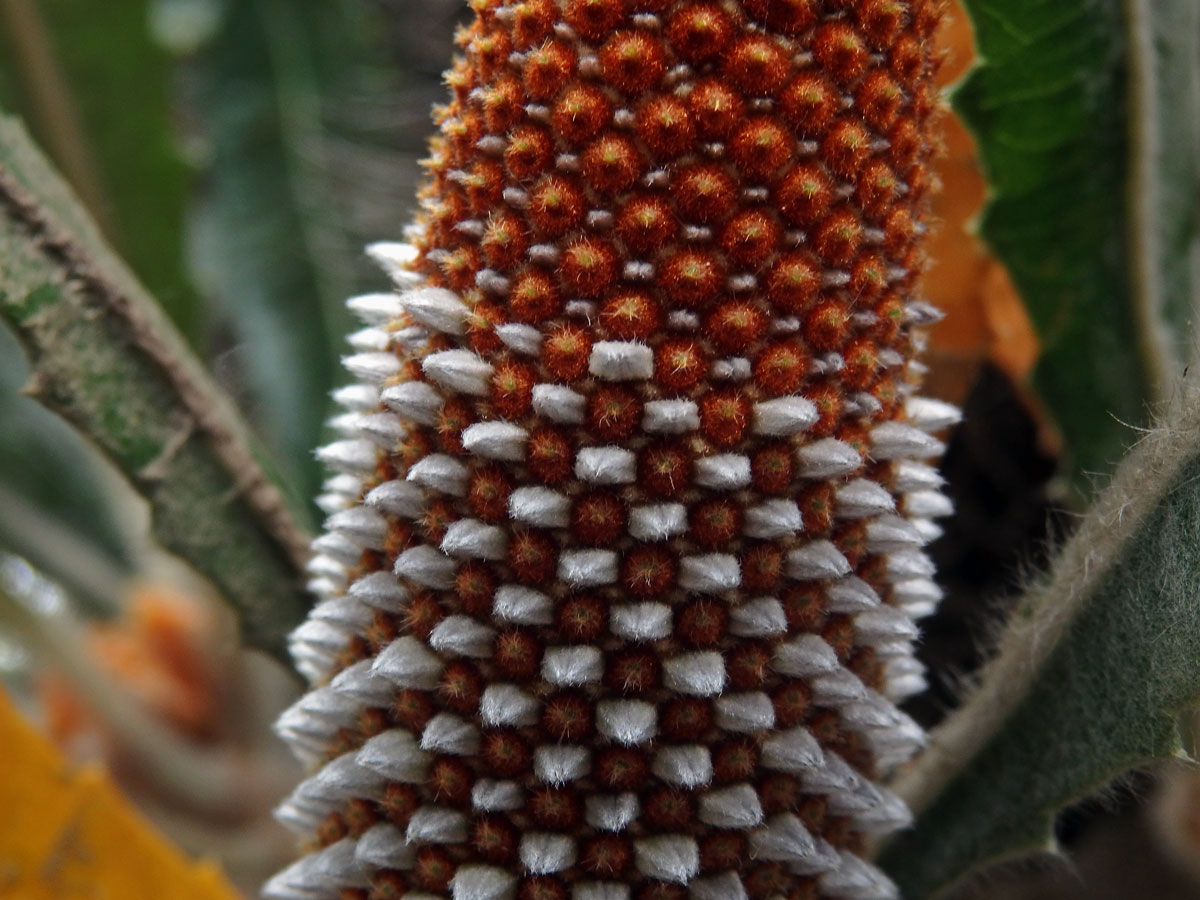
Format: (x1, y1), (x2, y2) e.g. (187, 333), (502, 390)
(0, 686), (242, 900)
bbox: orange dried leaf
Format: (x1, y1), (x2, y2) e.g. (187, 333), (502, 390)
(0, 686), (242, 900)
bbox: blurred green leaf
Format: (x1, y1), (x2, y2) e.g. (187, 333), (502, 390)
(0, 0), (199, 340)
(186, 0), (392, 514)
(954, 0), (1200, 495)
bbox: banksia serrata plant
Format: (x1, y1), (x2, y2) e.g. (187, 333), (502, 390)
(269, 1), (957, 899)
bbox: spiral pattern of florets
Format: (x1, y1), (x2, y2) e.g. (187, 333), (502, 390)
(268, 2), (956, 900)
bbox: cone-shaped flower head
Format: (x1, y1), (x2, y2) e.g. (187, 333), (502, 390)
(272, 2), (956, 900)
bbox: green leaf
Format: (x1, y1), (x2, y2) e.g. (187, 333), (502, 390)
(186, 0), (387, 512)
(0, 113), (310, 664)
(0, 0), (200, 340)
(954, 0), (1200, 494)
(878, 380), (1200, 894)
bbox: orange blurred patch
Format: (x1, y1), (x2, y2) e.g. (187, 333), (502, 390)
(40, 584), (222, 758)
(923, 1), (1038, 406)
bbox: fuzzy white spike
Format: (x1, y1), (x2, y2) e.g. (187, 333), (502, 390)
(744, 499), (803, 538)
(480, 684), (539, 727)
(729, 596), (787, 637)
(893, 460), (944, 492)
(442, 519), (508, 560)
(642, 399), (700, 433)
(905, 395), (961, 431)
(715, 692), (775, 732)
(534, 745), (591, 784)
(585, 793), (639, 831)
(663, 652), (726, 696)
(871, 420), (945, 460)
(493, 585), (554, 625)
(407, 453), (469, 495)
(795, 438), (862, 479)
(313, 594), (373, 631)
(699, 784), (763, 829)
(542, 645), (604, 685)
(381, 380), (443, 426)
(496, 323), (543, 355)
(356, 729), (431, 783)
(346, 290), (405, 324)
(694, 454), (751, 489)
(905, 488), (954, 518)
(472, 779), (524, 812)
(811, 668), (868, 706)
(462, 421), (528, 461)
(331, 383), (379, 412)
(344, 351), (401, 385)
(356, 823), (416, 870)
(394, 544), (457, 589)
(408, 806), (469, 843)
(628, 503), (687, 541)
(364, 479), (425, 519)
(347, 326), (390, 352)
(749, 813), (820, 863)
(400, 286), (470, 335)
(532, 383), (586, 423)
(678, 554), (740, 593)
(326, 506), (386, 549)
(289, 618), (347, 652)
(753, 396), (817, 435)
(421, 713), (481, 755)
(429, 615), (495, 657)
(359, 412), (405, 447)
(573, 883), (631, 900)
(330, 659), (394, 705)
(590, 341), (655, 380)
(366, 241), (420, 279)
(423, 349), (494, 396)
(836, 478), (896, 518)
(310, 532), (362, 565)
(689, 872), (748, 900)
(761, 726), (824, 773)
(634, 836), (699, 884)
(787, 540), (851, 580)
(317, 439), (378, 476)
(372, 635), (443, 689)
(558, 549), (619, 587)
(596, 699), (657, 744)
(509, 486), (570, 527)
(520, 834), (578, 874)
(610, 603), (672, 641)
(651, 746), (712, 788)
(826, 576), (881, 614)
(348, 570), (407, 611)
(892, 577), (943, 613)
(773, 634), (840, 678)
(886, 549), (937, 581)
(451, 865), (518, 900)
(819, 852), (899, 900)
(856, 606), (919, 644)
(575, 446), (636, 484)
(866, 514), (925, 552)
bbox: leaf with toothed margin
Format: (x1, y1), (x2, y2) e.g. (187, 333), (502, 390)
(880, 385), (1200, 896)
(954, 0), (1200, 495)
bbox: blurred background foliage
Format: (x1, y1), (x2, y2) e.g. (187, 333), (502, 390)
(0, 0), (1199, 897)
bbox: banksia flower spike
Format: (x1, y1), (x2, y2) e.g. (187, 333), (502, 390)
(269, 2), (956, 899)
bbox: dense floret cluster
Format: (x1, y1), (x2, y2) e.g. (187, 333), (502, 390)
(268, 2), (954, 900)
